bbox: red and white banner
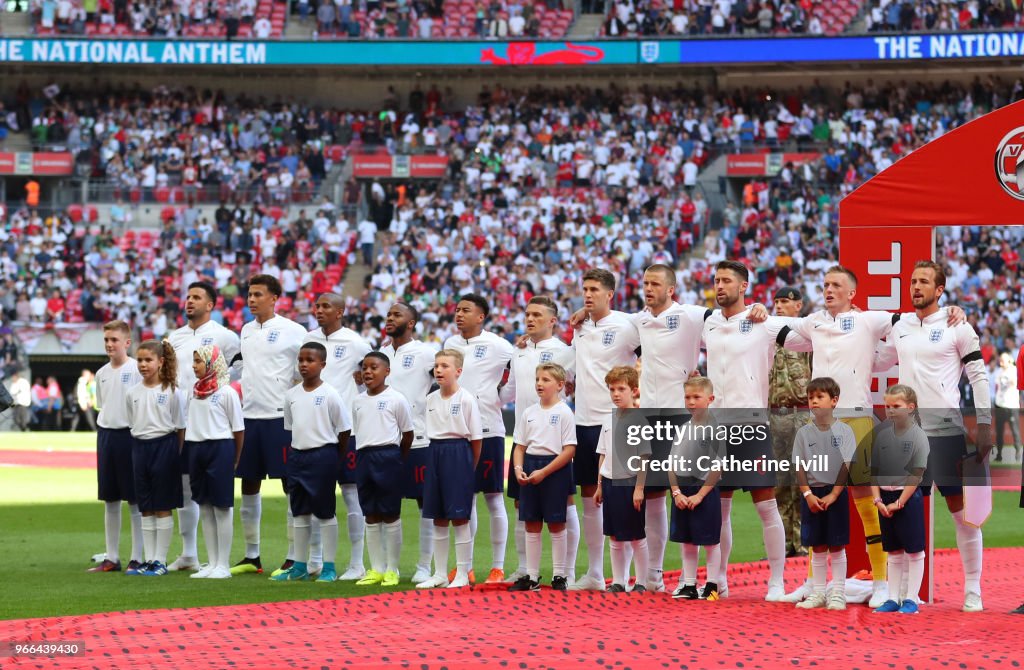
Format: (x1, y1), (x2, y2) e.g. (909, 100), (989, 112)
(0, 152), (74, 176)
(12, 322), (91, 353)
(725, 152), (820, 176)
(352, 154), (448, 179)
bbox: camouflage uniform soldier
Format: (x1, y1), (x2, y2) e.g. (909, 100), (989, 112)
(768, 286), (811, 557)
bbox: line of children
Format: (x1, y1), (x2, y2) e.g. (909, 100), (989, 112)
(124, 340), (187, 577)
(508, 363), (577, 592)
(186, 345), (244, 580)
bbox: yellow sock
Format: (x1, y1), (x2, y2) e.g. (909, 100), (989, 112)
(855, 496), (887, 581)
(807, 548), (813, 578)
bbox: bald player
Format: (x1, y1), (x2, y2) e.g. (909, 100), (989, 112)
(501, 295), (577, 583)
(165, 281), (240, 572)
(302, 292), (373, 581)
(778, 264), (964, 608)
(875, 260), (991, 612)
(379, 302), (440, 584)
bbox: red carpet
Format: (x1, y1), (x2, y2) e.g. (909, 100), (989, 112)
(3, 548), (1023, 669)
(0, 450), (95, 469)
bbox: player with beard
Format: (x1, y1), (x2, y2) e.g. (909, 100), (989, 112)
(700, 260), (810, 601)
(874, 261), (991, 612)
(165, 281), (241, 573)
(379, 303), (440, 584)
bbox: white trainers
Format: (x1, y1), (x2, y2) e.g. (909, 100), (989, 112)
(307, 564), (323, 579)
(411, 567), (433, 584)
(191, 565), (214, 579)
(796, 592), (828, 609)
(92, 552), (107, 563)
(781, 580), (812, 603)
(868, 582), (890, 609)
(416, 574), (449, 589)
(646, 569), (666, 593)
(568, 574), (606, 592)
(506, 567), (528, 583)
(339, 566), (366, 581)
(963, 592), (983, 612)
(447, 571), (471, 588)
(826, 591), (847, 611)
(167, 555), (201, 572)
(207, 566), (232, 579)
(765, 584), (786, 602)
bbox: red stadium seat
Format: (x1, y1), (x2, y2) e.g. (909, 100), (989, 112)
(269, 206), (285, 221)
(154, 187), (170, 203)
(85, 205), (98, 222)
(67, 204), (84, 223)
(160, 206), (176, 222)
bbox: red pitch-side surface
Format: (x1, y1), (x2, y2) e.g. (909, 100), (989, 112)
(3, 549), (1023, 669)
(0, 450), (95, 469)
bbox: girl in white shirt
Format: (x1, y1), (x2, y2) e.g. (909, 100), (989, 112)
(186, 345), (244, 580)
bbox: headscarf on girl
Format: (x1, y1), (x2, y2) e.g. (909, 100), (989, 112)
(193, 344), (229, 399)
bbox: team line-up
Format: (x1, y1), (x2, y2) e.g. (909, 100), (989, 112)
(86, 259), (992, 615)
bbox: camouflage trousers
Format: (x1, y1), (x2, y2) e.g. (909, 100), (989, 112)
(770, 410), (805, 553)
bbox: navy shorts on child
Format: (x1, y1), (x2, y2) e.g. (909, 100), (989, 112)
(287, 445), (340, 520)
(133, 433), (183, 512)
(187, 439), (236, 509)
(601, 477), (646, 541)
(98, 427), (136, 503)
(356, 445), (403, 518)
(879, 488), (925, 553)
(518, 454), (572, 524)
(669, 483), (722, 545)
(423, 438), (475, 521)
(800, 485), (851, 548)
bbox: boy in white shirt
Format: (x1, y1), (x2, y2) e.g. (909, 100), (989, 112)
(509, 363), (577, 592)
(351, 353), (414, 588)
(272, 343), (352, 583)
(417, 350), (482, 589)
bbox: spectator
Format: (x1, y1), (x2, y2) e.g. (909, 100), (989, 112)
(70, 368), (98, 431)
(8, 371), (32, 432)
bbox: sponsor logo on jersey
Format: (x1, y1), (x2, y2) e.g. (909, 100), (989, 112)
(740, 319), (753, 334)
(474, 345), (487, 359)
(201, 337), (214, 346)
(666, 315), (680, 331)
(840, 316), (855, 333)
(929, 329), (943, 343)
(157, 393), (168, 406)
(334, 345), (346, 360)
(267, 331), (280, 343)
(602, 331), (616, 347)
(402, 354), (414, 369)
(540, 351), (553, 363)
(450, 403), (461, 416)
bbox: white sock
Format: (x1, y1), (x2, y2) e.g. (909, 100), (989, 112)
(551, 528), (567, 578)
(365, 522), (385, 574)
(384, 520), (402, 574)
(525, 530), (542, 581)
(200, 505), (218, 568)
(155, 515), (174, 565)
(342, 485), (365, 570)
(485, 493), (507, 570)
(214, 507), (233, 571)
(718, 497), (733, 585)
(142, 515), (156, 563)
(623, 541), (634, 580)
(705, 544), (721, 584)
(104, 501), (121, 562)
(293, 514), (311, 569)
(645, 498), (667, 584)
(887, 551), (906, 603)
(178, 474), (200, 558)
(830, 549), (847, 595)
(609, 540), (627, 586)
(582, 496), (605, 580)
(755, 499), (786, 588)
(309, 517), (323, 567)
(285, 505), (296, 562)
(565, 503), (580, 581)
(468, 498), (478, 562)
(454, 523), (472, 577)
(630, 538), (649, 587)
(682, 543), (699, 585)
(812, 548), (828, 594)
(433, 525), (450, 577)
(319, 516), (338, 564)
(417, 515), (434, 573)
(129, 504), (143, 563)
(906, 550), (925, 603)
(953, 510), (983, 595)
(241, 493), (261, 558)
(514, 519), (527, 572)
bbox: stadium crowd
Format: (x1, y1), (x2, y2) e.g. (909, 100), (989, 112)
(865, 0), (1023, 32)
(603, 0), (838, 37)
